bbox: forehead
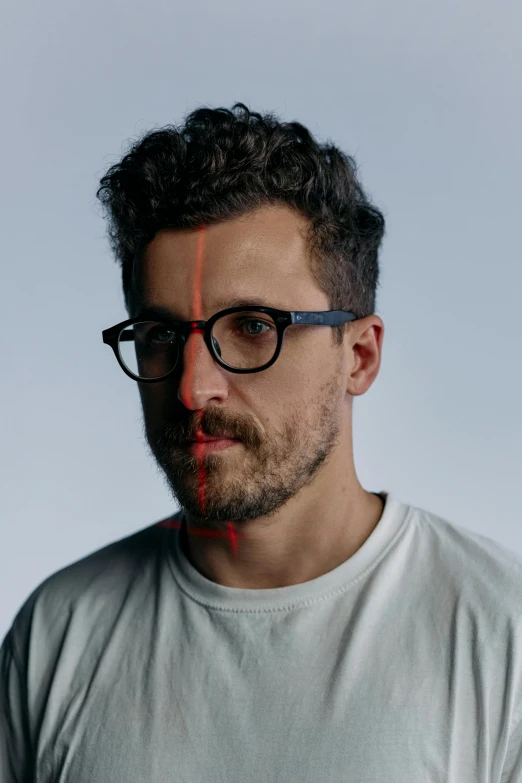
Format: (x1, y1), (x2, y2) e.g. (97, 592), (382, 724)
(134, 204), (326, 313)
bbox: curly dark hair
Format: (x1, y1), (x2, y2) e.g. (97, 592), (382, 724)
(96, 102), (386, 347)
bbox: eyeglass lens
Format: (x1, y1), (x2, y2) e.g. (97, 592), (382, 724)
(117, 311), (279, 379)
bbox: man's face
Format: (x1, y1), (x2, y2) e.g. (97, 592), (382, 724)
(134, 204), (354, 527)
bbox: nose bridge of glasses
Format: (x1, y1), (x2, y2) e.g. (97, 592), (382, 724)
(184, 320), (220, 360)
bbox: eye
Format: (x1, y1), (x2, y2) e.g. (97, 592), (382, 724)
(142, 325), (176, 344)
(152, 327), (175, 342)
(239, 319), (271, 336)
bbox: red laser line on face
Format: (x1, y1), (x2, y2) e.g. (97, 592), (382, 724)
(157, 226), (239, 559)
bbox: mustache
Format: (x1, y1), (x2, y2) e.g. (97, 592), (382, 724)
(157, 418), (255, 448)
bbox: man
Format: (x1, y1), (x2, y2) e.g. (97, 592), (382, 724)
(2, 102), (522, 781)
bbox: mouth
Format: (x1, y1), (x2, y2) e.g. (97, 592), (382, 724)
(185, 438), (242, 454)
(189, 435), (238, 442)
(184, 430), (240, 443)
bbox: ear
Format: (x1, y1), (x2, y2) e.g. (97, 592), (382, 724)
(344, 316), (384, 397)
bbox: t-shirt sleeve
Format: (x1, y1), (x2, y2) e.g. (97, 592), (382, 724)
(0, 629), (33, 783)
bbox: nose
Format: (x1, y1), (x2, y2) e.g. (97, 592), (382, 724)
(176, 326), (229, 410)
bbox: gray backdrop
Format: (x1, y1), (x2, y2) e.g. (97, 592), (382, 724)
(1, 0), (521, 636)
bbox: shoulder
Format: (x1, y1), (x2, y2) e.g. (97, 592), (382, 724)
(412, 503), (522, 594)
(5, 517), (175, 660)
(406, 501), (522, 642)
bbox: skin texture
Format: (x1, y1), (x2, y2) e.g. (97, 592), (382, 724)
(134, 203), (385, 589)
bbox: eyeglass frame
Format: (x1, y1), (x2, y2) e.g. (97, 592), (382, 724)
(102, 305), (360, 383)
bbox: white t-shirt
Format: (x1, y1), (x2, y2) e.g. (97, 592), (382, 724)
(2, 492), (522, 782)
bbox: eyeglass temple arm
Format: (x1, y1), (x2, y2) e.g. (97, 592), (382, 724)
(292, 310), (357, 326)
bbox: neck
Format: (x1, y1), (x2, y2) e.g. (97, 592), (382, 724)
(179, 489), (384, 589)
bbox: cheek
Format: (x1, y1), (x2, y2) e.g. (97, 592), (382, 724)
(138, 383), (181, 421)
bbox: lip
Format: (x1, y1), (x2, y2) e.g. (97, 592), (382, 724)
(186, 438), (241, 455)
(189, 434), (237, 442)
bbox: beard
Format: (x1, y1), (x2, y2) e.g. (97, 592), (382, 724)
(141, 370), (344, 530)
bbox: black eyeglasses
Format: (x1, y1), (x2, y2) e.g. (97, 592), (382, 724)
(102, 305), (359, 382)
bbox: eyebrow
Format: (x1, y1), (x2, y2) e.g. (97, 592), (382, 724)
(136, 297), (287, 321)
